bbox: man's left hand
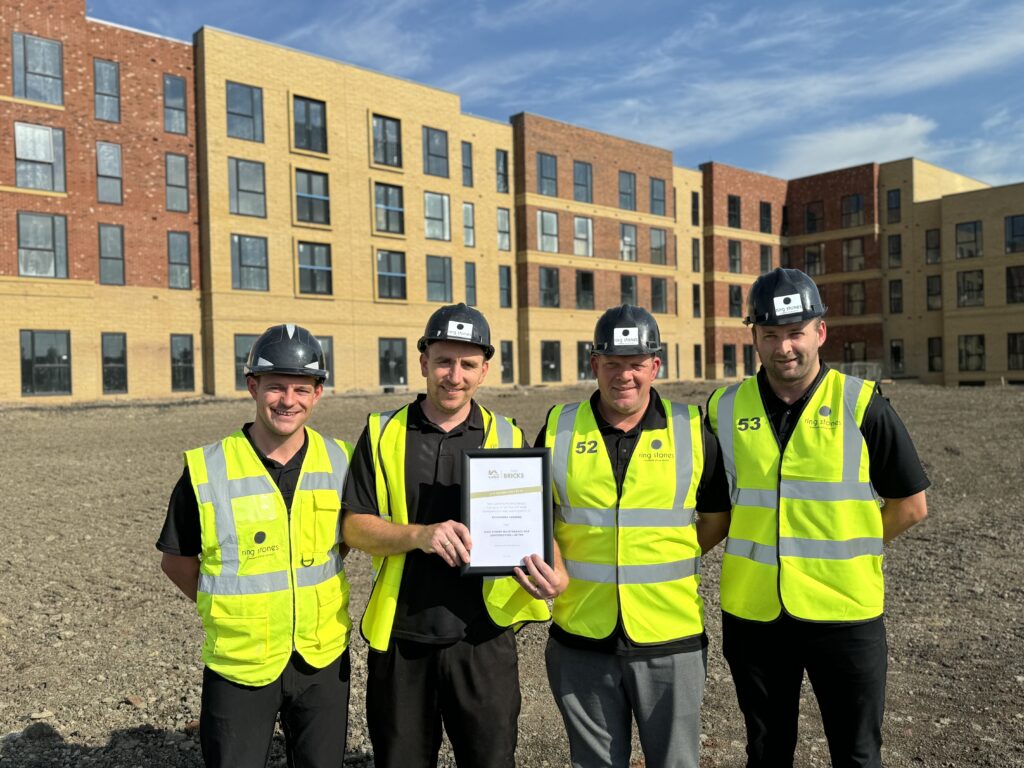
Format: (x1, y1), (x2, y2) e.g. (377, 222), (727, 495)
(513, 553), (567, 599)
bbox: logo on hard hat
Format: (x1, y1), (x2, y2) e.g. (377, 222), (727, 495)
(447, 320), (474, 340)
(613, 327), (640, 346)
(774, 293), (804, 317)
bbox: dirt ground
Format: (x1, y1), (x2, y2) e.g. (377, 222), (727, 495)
(1, 379), (1022, 767)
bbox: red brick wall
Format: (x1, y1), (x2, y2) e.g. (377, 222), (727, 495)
(700, 162), (787, 233)
(518, 259), (677, 314)
(787, 164), (879, 235)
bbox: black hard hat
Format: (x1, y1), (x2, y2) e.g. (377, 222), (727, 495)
(745, 268), (828, 326)
(417, 303), (494, 360)
(592, 305), (662, 356)
(244, 323), (329, 381)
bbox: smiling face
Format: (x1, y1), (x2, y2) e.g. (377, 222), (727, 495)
(420, 340), (489, 418)
(247, 373), (323, 440)
(753, 317), (826, 392)
(592, 353), (661, 419)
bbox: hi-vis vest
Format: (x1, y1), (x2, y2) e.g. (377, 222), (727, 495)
(360, 404), (551, 652)
(708, 369), (883, 623)
(546, 399), (705, 644)
(186, 428), (352, 686)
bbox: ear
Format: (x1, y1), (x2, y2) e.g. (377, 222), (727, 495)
(419, 352), (429, 378)
(246, 375), (259, 401)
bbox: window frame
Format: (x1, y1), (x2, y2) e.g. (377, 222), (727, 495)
(928, 337), (943, 372)
(620, 274), (637, 305)
(13, 33), (63, 106)
(465, 261), (477, 305)
(293, 96), (327, 153)
(295, 168), (330, 225)
(101, 332), (127, 394)
(651, 277), (668, 314)
(498, 265), (513, 308)
(426, 254), (452, 302)
(538, 210), (559, 253)
(233, 334), (260, 391)
(759, 201), (772, 233)
(888, 234), (902, 267)
(955, 221), (982, 260)
(230, 233), (269, 291)
(805, 201), (824, 233)
(537, 152), (558, 196)
(760, 244), (772, 274)
(957, 334), (985, 372)
(424, 192), (451, 241)
(461, 141), (473, 187)
(573, 161), (592, 203)
(650, 177), (666, 216)
(96, 141), (122, 204)
(539, 266), (560, 308)
(166, 153), (189, 213)
(926, 274), (942, 310)
(728, 240), (742, 273)
(170, 333), (195, 392)
(844, 281), (867, 315)
(298, 241), (332, 296)
(541, 340), (561, 382)
(887, 188), (901, 224)
(575, 270), (595, 310)
(650, 228), (667, 265)
(620, 223), (637, 262)
(168, 231), (191, 290)
(497, 208), (511, 251)
(926, 229), (941, 264)
(496, 149), (509, 193)
(727, 194), (741, 228)
(377, 249), (407, 300)
(842, 237), (865, 272)
(163, 73), (187, 134)
(841, 193), (865, 228)
(17, 211), (67, 279)
(98, 223), (125, 286)
(374, 182), (405, 234)
(20, 329), (71, 396)
(1005, 214), (1024, 254)
(379, 338), (408, 387)
(500, 340), (514, 384)
(1007, 266), (1024, 304)
(463, 202), (475, 247)
(372, 114), (402, 167)
(956, 269), (984, 307)
(423, 126), (449, 177)
(619, 171), (636, 211)
(93, 58), (120, 122)
(14, 122), (65, 193)
(226, 81), (264, 142)
(728, 284), (743, 318)
(889, 279), (903, 314)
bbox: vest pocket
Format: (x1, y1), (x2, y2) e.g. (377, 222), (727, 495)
(314, 579), (350, 652)
(311, 489), (342, 555)
(207, 596), (269, 664)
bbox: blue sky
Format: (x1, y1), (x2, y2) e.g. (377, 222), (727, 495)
(88, 0), (1024, 185)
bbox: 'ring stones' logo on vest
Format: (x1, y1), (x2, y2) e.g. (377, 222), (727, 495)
(637, 437), (674, 462)
(804, 404), (839, 429)
(242, 530), (280, 559)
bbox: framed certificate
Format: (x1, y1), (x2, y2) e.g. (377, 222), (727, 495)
(460, 448), (553, 576)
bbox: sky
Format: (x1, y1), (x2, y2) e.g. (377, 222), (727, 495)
(87, 0), (1024, 186)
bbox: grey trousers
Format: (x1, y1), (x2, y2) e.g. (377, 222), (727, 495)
(545, 637), (707, 768)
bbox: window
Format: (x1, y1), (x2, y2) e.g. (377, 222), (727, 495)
(501, 340), (514, 383)
(619, 171), (636, 210)
(94, 59), (119, 122)
(377, 250), (406, 299)
(102, 332), (127, 394)
(233, 334), (259, 390)
(298, 242), (332, 295)
(423, 127), (448, 177)
(692, 284), (701, 318)
(805, 245), (823, 275)
(760, 244), (772, 274)
(170, 334), (194, 392)
(13, 33), (63, 105)
(727, 195), (741, 228)
(163, 74), (187, 134)
(538, 211), (559, 253)
(692, 238), (701, 272)
(650, 178), (666, 215)
(372, 115), (402, 167)
(540, 267), (560, 307)
(621, 275), (637, 305)
(805, 201), (824, 233)
(887, 189), (901, 224)
(890, 339), (905, 375)
(956, 221), (982, 259)
(620, 224), (637, 261)
(781, 247), (791, 268)
(168, 232), (190, 290)
(98, 224), (124, 285)
(577, 341), (595, 381)
(651, 277), (668, 313)
(226, 81), (263, 142)
(958, 334), (985, 371)
(926, 275), (942, 310)
(723, 344), (737, 377)
(541, 341), (561, 382)
(693, 344), (703, 378)
(497, 208), (511, 251)
(728, 240), (742, 273)
(294, 96), (327, 152)
(17, 212), (66, 278)
(843, 341), (867, 363)
(650, 229), (667, 265)
(843, 238), (865, 271)
(14, 123), (65, 192)
(379, 338), (407, 387)
(760, 201), (772, 233)
(888, 234), (902, 267)
(956, 269), (984, 307)
(743, 344), (756, 377)
(845, 282), (866, 315)
(729, 285), (743, 318)
(656, 348), (669, 380)
(841, 194), (864, 227)
(499, 265), (513, 308)
(576, 271), (594, 310)
(231, 234), (269, 291)
(463, 203), (475, 247)
(426, 255), (452, 302)
(166, 154), (189, 212)
(574, 161), (592, 203)
(889, 279), (903, 314)
(295, 169), (330, 224)
(96, 142), (122, 204)
(461, 141), (473, 187)
(374, 183), (404, 234)
(465, 261), (477, 305)
(1005, 215), (1024, 253)
(1007, 266), (1024, 304)
(691, 191), (700, 226)
(20, 330), (70, 395)
(574, 217), (593, 257)
(1008, 333), (1024, 370)
(926, 229), (941, 263)
(228, 158), (266, 217)
(496, 149), (509, 193)
(424, 192), (451, 241)
(781, 205), (790, 236)
(537, 153), (557, 196)
(928, 337), (943, 372)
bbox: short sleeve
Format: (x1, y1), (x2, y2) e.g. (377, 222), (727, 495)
(861, 390), (931, 499)
(155, 465), (202, 557)
(341, 425), (382, 516)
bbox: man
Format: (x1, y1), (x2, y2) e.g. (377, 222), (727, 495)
(538, 304), (731, 768)
(342, 303), (565, 768)
(157, 324), (353, 768)
(700, 268), (930, 768)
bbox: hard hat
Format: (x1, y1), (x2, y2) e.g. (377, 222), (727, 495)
(745, 268), (828, 326)
(243, 323), (328, 381)
(416, 303), (494, 360)
(592, 305), (662, 356)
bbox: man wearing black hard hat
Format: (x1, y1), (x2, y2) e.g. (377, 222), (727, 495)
(536, 305), (731, 768)
(157, 324), (354, 767)
(342, 303), (566, 768)
(701, 268), (930, 768)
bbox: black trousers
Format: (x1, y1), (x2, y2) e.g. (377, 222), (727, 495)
(366, 630), (521, 768)
(722, 613), (887, 768)
(200, 650), (350, 768)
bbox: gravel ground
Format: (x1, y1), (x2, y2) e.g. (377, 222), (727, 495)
(1, 380), (1022, 767)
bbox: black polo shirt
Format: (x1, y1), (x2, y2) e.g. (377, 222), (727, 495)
(534, 388), (732, 657)
(156, 424), (309, 557)
(342, 395), (502, 645)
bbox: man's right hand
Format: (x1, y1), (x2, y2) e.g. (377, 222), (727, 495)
(418, 520), (472, 567)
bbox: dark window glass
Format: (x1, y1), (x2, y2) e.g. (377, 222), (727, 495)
(651, 277), (667, 313)
(379, 338), (407, 386)
(94, 59), (119, 122)
(889, 279), (903, 313)
(844, 282), (866, 315)
(573, 161), (592, 203)
(727, 195), (741, 228)
(373, 115), (402, 167)
(461, 141), (473, 187)
(298, 242), (332, 295)
(743, 344), (755, 377)
(888, 234), (902, 267)
(226, 81), (264, 142)
(841, 193), (864, 227)
(619, 171), (636, 210)
(498, 208), (511, 251)
(426, 255), (452, 302)
(656, 348), (668, 380)
(573, 217), (592, 257)
(541, 341), (561, 382)
(163, 74), (187, 134)
(96, 141), (122, 204)
(168, 232), (191, 290)
(843, 341), (867, 363)
(98, 224), (124, 285)
(691, 191), (700, 226)
(956, 269), (984, 307)
(540, 267), (560, 307)
(294, 96), (327, 152)
(759, 201), (771, 233)
(230, 234), (269, 291)
(102, 332), (127, 394)
(377, 250), (407, 299)
(20, 329), (71, 395)
(501, 340), (514, 384)
(887, 189), (901, 224)
(926, 275), (942, 310)
(650, 178), (666, 215)
(1005, 214), (1024, 253)
(928, 337), (943, 372)
(424, 192), (450, 241)
(170, 334), (194, 392)
(423, 127), (449, 177)
(958, 334), (985, 372)
(228, 158), (265, 217)
(463, 203), (475, 247)
(17, 212), (67, 278)
(620, 274), (637, 305)
(538, 153), (557, 196)
(805, 201), (824, 233)
(723, 344), (736, 377)
(166, 154), (189, 212)
(296, 169), (329, 224)
(13, 33), (63, 105)
(760, 244), (772, 274)
(537, 211), (558, 253)
(890, 339), (905, 375)
(728, 240), (742, 273)
(577, 341), (595, 381)
(375, 183), (404, 234)
(781, 205), (789, 236)
(234, 334), (259, 390)
(805, 245), (823, 275)
(926, 229), (941, 263)
(729, 285), (743, 317)
(620, 224), (637, 261)
(843, 238), (864, 271)
(1008, 333), (1024, 371)
(650, 229), (667, 264)
(1007, 266), (1024, 304)
(956, 221), (982, 259)
(496, 149), (509, 193)
(465, 261), (477, 305)
(692, 284), (701, 318)
(499, 265), (513, 308)
(15, 122), (65, 192)
(692, 238), (701, 272)
(781, 246), (791, 268)
(576, 271), (594, 310)
(693, 344), (703, 378)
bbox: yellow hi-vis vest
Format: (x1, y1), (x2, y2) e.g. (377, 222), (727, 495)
(186, 427), (353, 686)
(545, 399), (705, 644)
(708, 369), (882, 623)
(359, 404), (551, 652)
